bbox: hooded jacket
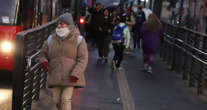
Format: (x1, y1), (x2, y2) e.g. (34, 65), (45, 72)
(38, 27), (88, 88)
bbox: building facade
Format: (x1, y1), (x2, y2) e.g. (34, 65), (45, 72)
(155, 0), (207, 34)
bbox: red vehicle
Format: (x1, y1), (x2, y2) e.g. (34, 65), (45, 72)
(0, 0), (61, 72)
(0, 0), (22, 72)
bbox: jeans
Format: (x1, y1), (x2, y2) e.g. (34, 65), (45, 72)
(133, 30), (141, 49)
(112, 43), (125, 68)
(49, 87), (74, 110)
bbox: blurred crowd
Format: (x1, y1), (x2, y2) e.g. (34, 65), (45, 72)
(84, 3), (163, 73)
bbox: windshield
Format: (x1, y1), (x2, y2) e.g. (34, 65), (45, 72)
(0, 0), (19, 25)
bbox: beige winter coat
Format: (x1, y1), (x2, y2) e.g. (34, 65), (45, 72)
(38, 27), (88, 88)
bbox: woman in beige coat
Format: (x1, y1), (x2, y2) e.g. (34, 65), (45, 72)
(38, 13), (88, 110)
(125, 9), (135, 53)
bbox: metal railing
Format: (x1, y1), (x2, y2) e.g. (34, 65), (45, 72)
(12, 20), (58, 110)
(160, 21), (207, 96)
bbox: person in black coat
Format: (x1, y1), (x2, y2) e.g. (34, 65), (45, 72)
(95, 8), (113, 62)
(101, 8), (113, 61)
(88, 3), (103, 47)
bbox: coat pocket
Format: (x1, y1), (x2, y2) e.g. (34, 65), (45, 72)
(60, 58), (76, 81)
(47, 60), (62, 86)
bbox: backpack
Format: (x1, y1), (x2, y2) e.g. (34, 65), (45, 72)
(47, 35), (83, 47)
(135, 11), (145, 24)
(112, 24), (127, 41)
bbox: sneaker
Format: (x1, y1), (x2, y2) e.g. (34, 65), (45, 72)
(103, 57), (108, 62)
(124, 49), (130, 54)
(112, 60), (117, 70)
(144, 64), (148, 71)
(117, 67), (123, 71)
(147, 66), (152, 74)
(97, 57), (102, 60)
(97, 57), (103, 63)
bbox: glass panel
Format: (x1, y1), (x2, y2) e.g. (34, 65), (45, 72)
(0, 0), (19, 24)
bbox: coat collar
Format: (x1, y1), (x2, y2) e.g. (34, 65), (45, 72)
(54, 27), (80, 41)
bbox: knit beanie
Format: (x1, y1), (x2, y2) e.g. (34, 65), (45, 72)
(58, 13), (75, 29)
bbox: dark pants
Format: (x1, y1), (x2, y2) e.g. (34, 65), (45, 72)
(91, 32), (97, 47)
(133, 25), (142, 49)
(97, 39), (104, 57)
(133, 30), (141, 49)
(112, 43), (125, 68)
(96, 31), (111, 58)
(97, 39), (110, 58)
(103, 35), (111, 57)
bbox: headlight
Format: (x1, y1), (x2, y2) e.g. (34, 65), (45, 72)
(0, 89), (11, 103)
(1, 41), (13, 53)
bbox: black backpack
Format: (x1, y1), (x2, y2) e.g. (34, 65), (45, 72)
(135, 11), (145, 24)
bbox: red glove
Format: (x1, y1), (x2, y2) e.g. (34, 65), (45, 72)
(70, 76), (78, 83)
(41, 61), (48, 70)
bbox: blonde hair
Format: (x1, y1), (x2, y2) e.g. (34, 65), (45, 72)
(138, 5), (142, 9)
(145, 13), (162, 31)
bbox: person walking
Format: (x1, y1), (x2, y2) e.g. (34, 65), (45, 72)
(89, 3), (103, 47)
(125, 8), (136, 31)
(94, 8), (113, 62)
(38, 13), (88, 110)
(124, 8), (135, 53)
(111, 15), (130, 70)
(101, 8), (113, 62)
(133, 5), (146, 49)
(111, 9), (120, 28)
(140, 13), (162, 74)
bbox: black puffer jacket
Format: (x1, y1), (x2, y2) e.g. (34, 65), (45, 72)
(102, 16), (113, 35)
(133, 10), (146, 31)
(90, 9), (104, 32)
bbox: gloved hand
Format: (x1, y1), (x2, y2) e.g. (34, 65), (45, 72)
(41, 61), (48, 70)
(70, 76), (78, 83)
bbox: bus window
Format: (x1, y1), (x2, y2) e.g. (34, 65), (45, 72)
(0, 0), (19, 25)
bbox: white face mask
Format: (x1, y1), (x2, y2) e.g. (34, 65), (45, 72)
(56, 27), (70, 38)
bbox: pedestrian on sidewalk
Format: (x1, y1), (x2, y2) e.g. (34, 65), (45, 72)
(100, 8), (113, 62)
(133, 4), (146, 49)
(140, 13), (162, 74)
(90, 3), (103, 48)
(38, 13), (88, 110)
(111, 15), (130, 71)
(124, 8), (135, 54)
(111, 9), (120, 28)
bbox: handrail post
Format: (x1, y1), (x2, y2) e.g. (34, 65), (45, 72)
(12, 35), (25, 110)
